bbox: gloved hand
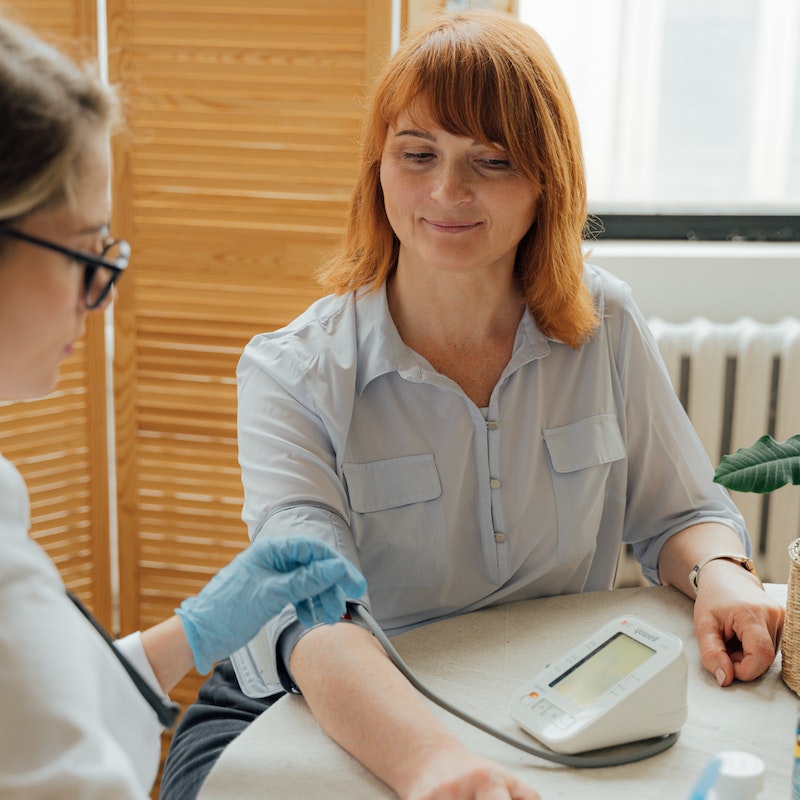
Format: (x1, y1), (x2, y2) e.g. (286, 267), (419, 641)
(176, 535), (367, 674)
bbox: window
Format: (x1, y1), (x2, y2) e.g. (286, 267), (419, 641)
(518, 0), (800, 240)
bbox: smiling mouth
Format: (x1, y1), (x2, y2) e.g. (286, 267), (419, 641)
(425, 220), (481, 232)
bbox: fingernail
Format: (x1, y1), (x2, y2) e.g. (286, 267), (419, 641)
(715, 668), (726, 686)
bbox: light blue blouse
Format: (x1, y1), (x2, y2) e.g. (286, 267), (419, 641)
(232, 264), (747, 695)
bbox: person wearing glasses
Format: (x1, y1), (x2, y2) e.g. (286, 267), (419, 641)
(0, 14), (365, 800)
(160, 11), (784, 800)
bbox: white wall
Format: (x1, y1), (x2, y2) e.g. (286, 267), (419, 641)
(586, 241), (800, 323)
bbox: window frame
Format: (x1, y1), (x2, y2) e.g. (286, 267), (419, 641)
(592, 214), (800, 242)
(515, 0), (800, 243)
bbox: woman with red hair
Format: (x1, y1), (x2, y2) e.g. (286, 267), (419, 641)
(163, 11), (783, 800)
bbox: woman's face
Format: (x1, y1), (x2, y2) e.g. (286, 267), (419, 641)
(0, 130), (112, 400)
(379, 108), (541, 282)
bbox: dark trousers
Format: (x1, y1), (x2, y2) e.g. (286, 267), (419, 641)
(159, 658), (282, 800)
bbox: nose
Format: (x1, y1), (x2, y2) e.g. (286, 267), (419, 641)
(430, 160), (473, 207)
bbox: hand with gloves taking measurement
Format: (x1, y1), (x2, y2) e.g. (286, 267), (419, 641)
(176, 535), (367, 674)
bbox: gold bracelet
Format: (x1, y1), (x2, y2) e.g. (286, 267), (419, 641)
(688, 552), (761, 595)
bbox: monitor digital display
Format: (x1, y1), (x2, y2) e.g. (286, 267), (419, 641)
(549, 632), (656, 707)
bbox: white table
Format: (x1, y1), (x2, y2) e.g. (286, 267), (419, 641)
(199, 584), (796, 799)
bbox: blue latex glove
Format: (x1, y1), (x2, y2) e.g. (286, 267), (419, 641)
(176, 535), (366, 674)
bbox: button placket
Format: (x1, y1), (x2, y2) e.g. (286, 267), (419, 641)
(486, 415), (509, 579)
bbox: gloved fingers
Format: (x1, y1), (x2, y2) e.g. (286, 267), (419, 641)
(254, 535), (340, 572)
(288, 536), (339, 566)
(283, 557), (359, 601)
(294, 597), (317, 629)
(290, 585), (347, 629)
(338, 559), (367, 599)
(250, 536), (367, 599)
(292, 555), (366, 600)
(312, 584), (348, 625)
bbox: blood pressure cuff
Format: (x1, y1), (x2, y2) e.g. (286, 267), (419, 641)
(229, 504), (367, 698)
(277, 598), (372, 694)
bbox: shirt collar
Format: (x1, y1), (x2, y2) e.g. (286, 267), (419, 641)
(354, 284), (416, 394)
(353, 282), (554, 396)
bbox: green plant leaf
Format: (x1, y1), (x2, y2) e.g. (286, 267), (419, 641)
(714, 434), (800, 493)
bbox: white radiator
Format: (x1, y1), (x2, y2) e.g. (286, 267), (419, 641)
(616, 316), (800, 586)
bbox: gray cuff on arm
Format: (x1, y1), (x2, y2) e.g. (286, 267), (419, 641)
(248, 504), (367, 694)
(277, 599), (372, 694)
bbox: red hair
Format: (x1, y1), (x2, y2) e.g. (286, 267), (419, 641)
(318, 10), (598, 348)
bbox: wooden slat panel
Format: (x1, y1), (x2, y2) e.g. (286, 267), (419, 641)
(4, 3), (393, 796)
(108, 14), (391, 787)
(1, 1), (112, 625)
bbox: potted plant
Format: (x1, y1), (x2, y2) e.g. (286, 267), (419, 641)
(714, 435), (800, 494)
(714, 434), (800, 694)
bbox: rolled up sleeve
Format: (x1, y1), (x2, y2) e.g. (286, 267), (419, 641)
(255, 506), (368, 693)
(615, 292), (749, 584)
(232, 327), (368, 695)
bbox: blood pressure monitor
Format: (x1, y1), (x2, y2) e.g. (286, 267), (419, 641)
(508, 615), (688, 754)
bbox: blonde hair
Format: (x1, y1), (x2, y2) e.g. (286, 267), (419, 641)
(0, 14), (118, 226)
(318, 10), (598, 348)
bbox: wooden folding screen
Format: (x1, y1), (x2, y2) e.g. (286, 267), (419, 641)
(106, 1), (392, 721)
(0, 1), (113, 625)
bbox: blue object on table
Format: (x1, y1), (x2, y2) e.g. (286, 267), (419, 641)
(689, 756), (721, 800)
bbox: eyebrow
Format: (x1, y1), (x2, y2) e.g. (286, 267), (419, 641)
(394, 129), (436, 141)
(393, 129), (487, 148)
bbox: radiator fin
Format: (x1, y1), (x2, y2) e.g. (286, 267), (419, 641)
(616, 317), (800, 586)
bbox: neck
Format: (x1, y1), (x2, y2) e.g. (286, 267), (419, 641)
(387, 268), (525, 349)
(386, 267), (525, 407)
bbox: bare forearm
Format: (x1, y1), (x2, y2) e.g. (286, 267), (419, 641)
(140, 615), (196, 694)
(290, 621), (460, 797)
(657, 521), (758, 596)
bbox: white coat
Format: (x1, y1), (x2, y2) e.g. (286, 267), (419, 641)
(0, 455), (162, 799)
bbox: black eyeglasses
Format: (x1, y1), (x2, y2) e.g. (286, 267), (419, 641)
(0, 227), (130, 310)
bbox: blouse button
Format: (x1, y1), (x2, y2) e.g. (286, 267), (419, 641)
(489, 479), (501, 489)
(494, 532), (506, 543)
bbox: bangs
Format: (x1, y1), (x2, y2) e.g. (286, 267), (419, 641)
(380, 54), (509, 146)
(373, 16), (551, 182)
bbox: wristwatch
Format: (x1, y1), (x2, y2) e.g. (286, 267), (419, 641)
(688, 552), (761, 595)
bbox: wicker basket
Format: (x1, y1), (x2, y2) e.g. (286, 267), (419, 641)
(782, 539), (800, 695)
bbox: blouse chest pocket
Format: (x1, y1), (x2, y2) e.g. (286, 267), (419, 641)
(342, 454), (447, 589)
(542, 414), (625, 563)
